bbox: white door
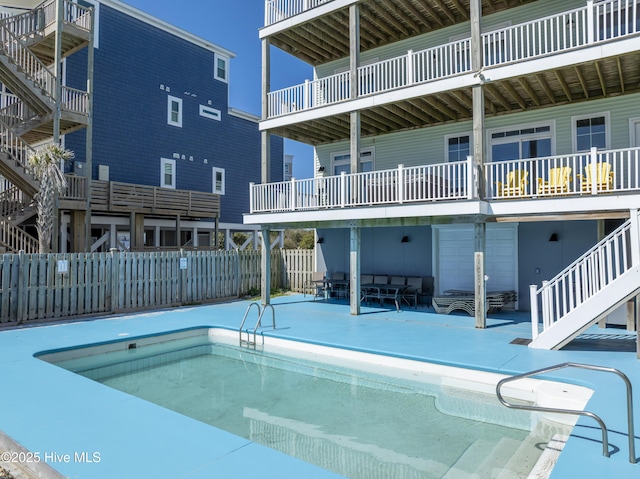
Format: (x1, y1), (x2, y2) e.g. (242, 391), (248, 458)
(434, 224), (518, 302)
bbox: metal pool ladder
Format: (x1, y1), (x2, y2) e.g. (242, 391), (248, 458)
(496, 362), (636, 463)
(239, 302), (276, 348)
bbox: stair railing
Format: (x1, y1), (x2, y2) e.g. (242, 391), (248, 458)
(530, 212), (637, 339)
(0, 218), (39, 253)
(0, 19), (57, 101)
(496, 362), (636, 464)
(0, 98), (38, 130)
(0, 117), (37, 177)
(0, 183), (34, 220)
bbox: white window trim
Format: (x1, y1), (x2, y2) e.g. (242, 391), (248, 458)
(444, 132), (473, 162)
(212, 167), (225, 195)
(331, 147), (375, 175)
(199, 104), (221, 121)
(214, 53), (229, 83)
(167, 95), (182, 127)
(161, 158), (176, 189)
(487, 120), (556, 161)
(629, 117), (640, 147)
(571, 111), (611, 152)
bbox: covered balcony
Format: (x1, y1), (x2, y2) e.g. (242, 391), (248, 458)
(246, 146), (640, 224)
(263, 0), (640, 145)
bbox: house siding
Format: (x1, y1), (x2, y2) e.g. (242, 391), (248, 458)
(64, 3), (283, 225)
(315, 93), (640, 172)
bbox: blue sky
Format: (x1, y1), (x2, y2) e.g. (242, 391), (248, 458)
(122, 0), (315, 178)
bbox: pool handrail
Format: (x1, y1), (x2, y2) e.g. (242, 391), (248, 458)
(239, 302), (276, 347)
(496, 362), (636, 464)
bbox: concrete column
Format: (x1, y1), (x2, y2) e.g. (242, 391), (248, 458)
(154, 226), (161, 247)
(261, 227), (271, 306)
(349, 226), (361, 315)
(474, 221), (486, 328)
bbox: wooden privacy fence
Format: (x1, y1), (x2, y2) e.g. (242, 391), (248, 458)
(0, 249), (314, 324)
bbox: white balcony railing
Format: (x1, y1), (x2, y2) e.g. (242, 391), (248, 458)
(249, 147), (640, 214)
(266, 0), (640, 119)
(485, 147), (640, 199)
(265, 0), (334, 26)
(250, 159), (474, 213)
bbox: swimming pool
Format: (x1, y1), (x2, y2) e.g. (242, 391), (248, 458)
(39, 327), (592, 479)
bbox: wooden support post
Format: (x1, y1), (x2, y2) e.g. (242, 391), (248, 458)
(349, 4), (361, 177)
(176, 214), (181, 248)
(261, 227), (271, 306)
(84, 7), (96, 252)
(71, 210), (86, 253)
(350, 226), (361, 315)
(474, 222), (486, 328)
(261, 38), (271, 185)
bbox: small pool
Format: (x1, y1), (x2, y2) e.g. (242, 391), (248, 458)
(39, 328), (592, 479)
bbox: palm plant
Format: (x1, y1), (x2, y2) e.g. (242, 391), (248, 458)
(27, 144), (74, 253)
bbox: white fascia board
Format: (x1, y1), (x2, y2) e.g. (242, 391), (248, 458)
(243, 200), (488, 225)
(259, 0), (357, 39)
(260, 74), (476, 131)
(228, 108), (260, 122)
(481, 37), (640, 83)
(101, 0), (235, 58)
(487, 194), (640, 217)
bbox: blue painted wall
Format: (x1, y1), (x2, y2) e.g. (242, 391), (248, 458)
(65, 3), (282, 224)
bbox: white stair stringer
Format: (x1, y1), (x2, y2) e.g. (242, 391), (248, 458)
(530, 265), (640, 350)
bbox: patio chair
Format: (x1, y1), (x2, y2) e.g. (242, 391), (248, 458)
(304, 271), (327, 300)
(403, 277), (422, 309)
(537, 166), (572, 195)
(496, 170), (529, 197)
(329, 272), (349, 299)
(578, 162), (614, 192)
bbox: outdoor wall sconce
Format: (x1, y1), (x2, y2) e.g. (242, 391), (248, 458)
(549, 233), (559, 242)
(317, 237), (324, 244)
(401, 236), (409, 243)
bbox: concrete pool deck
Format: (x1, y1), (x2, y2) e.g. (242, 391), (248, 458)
(0, 294), (638, 478)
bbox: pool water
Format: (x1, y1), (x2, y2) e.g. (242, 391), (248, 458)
(45, 331), (574, 479)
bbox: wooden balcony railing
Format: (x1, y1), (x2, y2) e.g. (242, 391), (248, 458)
(266, 0), (640, 119)
(249, 147), (640, 214)
(61, 176), (220, 218)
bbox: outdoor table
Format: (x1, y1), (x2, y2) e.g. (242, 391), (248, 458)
(360, 283), (407, 312)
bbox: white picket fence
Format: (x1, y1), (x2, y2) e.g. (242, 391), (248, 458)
(0, 249), (315, 324)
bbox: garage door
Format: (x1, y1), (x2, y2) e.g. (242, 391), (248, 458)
(435, 224), (517, 298)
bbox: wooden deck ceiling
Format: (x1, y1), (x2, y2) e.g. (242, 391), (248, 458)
(268, 0), (537, 65)
(269, 50), (640, 145)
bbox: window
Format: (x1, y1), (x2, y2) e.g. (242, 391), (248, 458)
(573, 113), (609, 152)
(446, 134), (471, 162)
(331, 148), (374, 175)
(161, 158), (176, 188)
(214, 54), (229, 82)
(167, 96), (182, 127)
(199, 105), (221, 121)
(212, 167), (225, 195)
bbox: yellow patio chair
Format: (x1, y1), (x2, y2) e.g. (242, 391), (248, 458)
(578, 162), (614, 192)
(496, 170), (529, 197)
(537, 166), (572, 195)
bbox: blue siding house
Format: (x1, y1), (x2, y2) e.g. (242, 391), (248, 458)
(0, 0), (282, 253)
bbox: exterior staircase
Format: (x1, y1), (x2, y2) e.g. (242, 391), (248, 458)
(529, 210), (640, 350)
(0, 0), (91, 253)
